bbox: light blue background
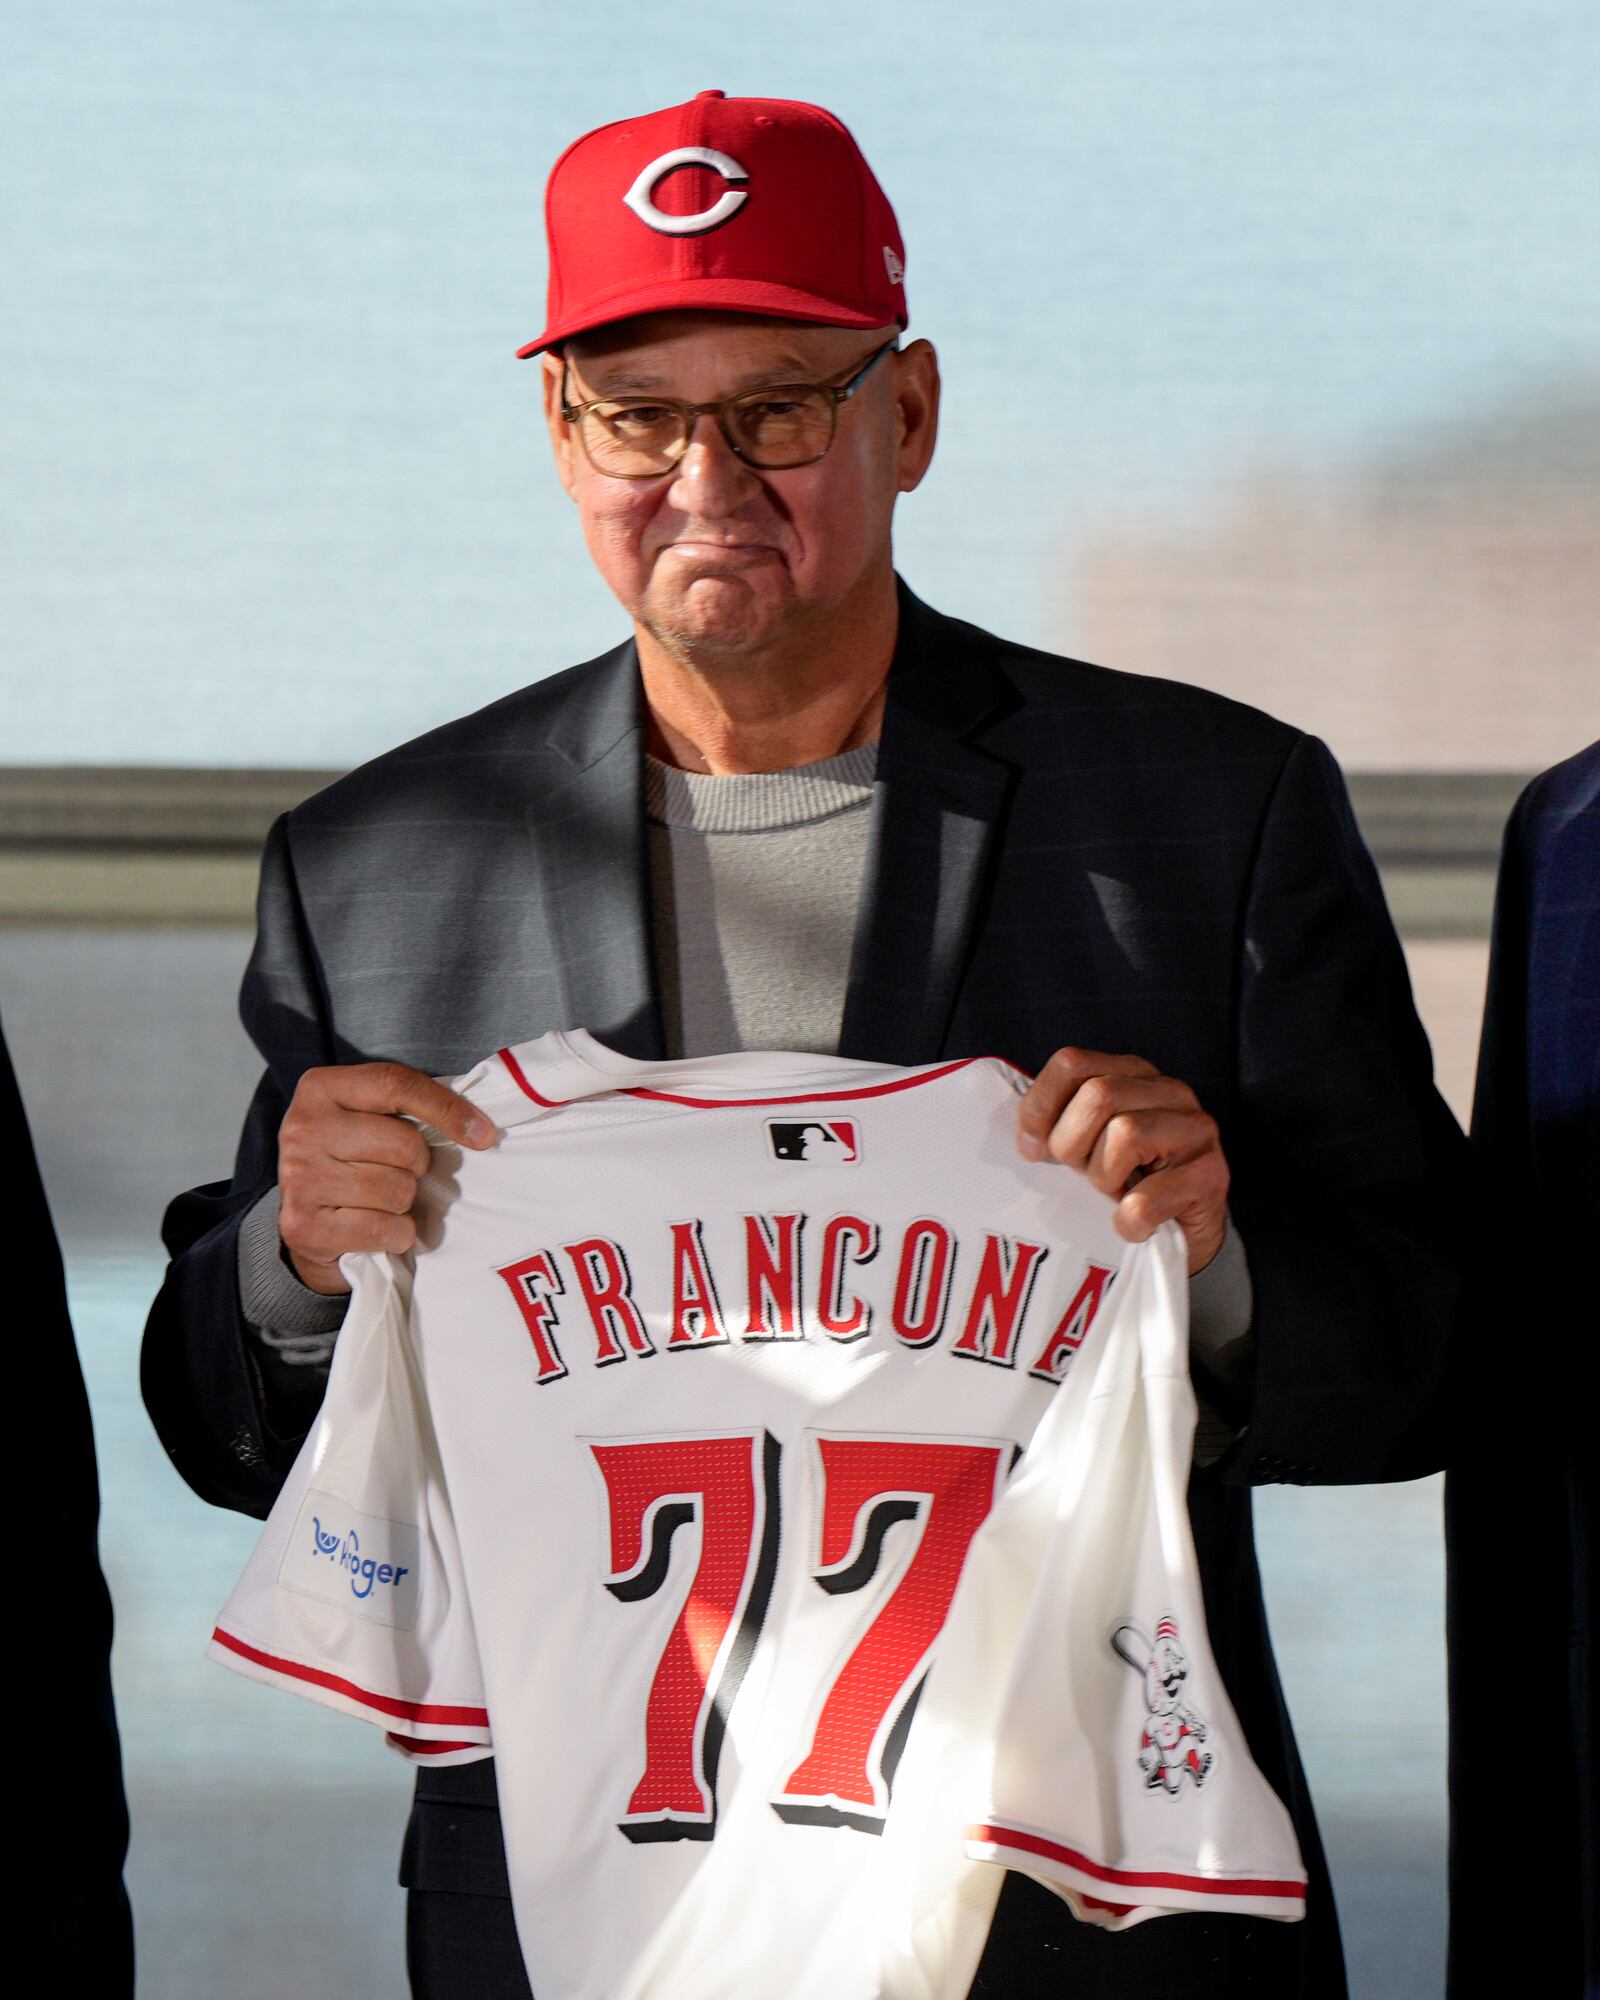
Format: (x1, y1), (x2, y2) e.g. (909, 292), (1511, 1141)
(5, 0), (1596, 764)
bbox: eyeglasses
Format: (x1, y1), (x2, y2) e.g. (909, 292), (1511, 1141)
(560, 338), (899, 479)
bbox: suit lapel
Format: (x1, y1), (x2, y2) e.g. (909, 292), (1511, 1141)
(839, 588), (1016, 1064)
(525, 642), (666, 1061)
(523, 591), (1015, 1070)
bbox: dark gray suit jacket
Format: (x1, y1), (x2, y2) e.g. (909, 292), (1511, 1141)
(144, 582), (1473, 1995)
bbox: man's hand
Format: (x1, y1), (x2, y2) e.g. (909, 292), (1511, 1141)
(1016, 1048), (1229, 1276)
(277, 1063), (497, 1295)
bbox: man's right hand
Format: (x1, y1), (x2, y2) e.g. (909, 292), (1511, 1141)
(277, 1062), (497, 1295)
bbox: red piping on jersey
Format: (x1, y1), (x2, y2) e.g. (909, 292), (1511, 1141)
(497, 1047), (1012, 1110)
(497, 1046), (565, 1104)
(212, 1626), (490, 1730)
(966, 1823), (1306, 1903)
(387, 1733), (480, 1756)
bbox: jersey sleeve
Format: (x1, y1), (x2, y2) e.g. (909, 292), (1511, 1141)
(208, 1251), (492, 1761)
(880, 1225), (1305, 1976)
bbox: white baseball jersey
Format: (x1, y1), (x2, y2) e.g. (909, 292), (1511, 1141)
(212, 1032), (1305, 1998)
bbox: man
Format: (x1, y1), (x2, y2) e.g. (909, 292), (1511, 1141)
(1446, 742), (1598, 1997)
(143, 90), (1472, 1996)
(8, 1018), (135, 1994)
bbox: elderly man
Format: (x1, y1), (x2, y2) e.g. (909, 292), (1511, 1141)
(144, 90), (1471, 1998)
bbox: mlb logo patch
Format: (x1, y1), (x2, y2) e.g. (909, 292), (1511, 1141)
(766, 1118), (860, 1164)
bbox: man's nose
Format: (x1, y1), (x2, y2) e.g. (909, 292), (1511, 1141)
(667, 413), (762, 512)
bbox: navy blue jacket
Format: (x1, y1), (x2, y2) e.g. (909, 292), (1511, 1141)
(1447, 741), (1599, 1998)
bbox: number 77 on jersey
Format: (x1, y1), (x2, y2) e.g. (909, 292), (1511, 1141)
(587, 1428), (1011, 1841)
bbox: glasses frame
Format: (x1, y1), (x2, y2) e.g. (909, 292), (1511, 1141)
(559, 337), (900, 479)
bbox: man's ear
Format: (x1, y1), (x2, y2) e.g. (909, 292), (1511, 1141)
(893, 338), (940, 496)
(540, 352), (578, 500)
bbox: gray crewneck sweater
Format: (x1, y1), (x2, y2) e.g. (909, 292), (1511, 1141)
(644, 742), (878, 1059)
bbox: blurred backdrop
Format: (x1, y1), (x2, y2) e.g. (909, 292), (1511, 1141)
(3, 3), (1596, 1994)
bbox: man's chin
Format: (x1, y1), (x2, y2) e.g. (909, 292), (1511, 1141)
(643, 579), (791, 664)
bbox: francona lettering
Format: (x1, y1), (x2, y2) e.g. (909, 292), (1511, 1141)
(495, 1215), (1115, 1388)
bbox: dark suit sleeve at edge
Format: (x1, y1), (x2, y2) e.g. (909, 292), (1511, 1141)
(141, 814), (336, 1517)
(1217, 735), (1478, 1487)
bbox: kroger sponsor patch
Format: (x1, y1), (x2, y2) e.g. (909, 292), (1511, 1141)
(279, 1490), (422, 1630)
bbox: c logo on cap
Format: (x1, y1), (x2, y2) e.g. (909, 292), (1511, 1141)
(623, 147), (750, 236)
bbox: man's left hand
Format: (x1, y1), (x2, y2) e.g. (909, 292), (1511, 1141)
(1016, 1047), (1230, 1275)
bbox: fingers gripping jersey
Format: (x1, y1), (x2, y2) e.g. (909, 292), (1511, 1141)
(212, 1033), (1305, 1999)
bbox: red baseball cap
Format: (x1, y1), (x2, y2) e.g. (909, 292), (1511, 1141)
(517, 89), (908, 356)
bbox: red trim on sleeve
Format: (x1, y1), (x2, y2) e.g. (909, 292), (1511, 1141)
(212, 1626), (489, 1729)
(966, 1823), (1306, 1903)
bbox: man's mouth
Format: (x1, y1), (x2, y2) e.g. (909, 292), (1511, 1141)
(665, 540), (773, 557)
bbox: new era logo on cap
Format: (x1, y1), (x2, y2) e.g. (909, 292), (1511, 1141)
(766, 1119), (860, 1164)
(518, 90), (908, 356)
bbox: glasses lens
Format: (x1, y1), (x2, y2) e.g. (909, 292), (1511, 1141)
(582, 402), (685, 476)
(726, 388), (834, 468)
